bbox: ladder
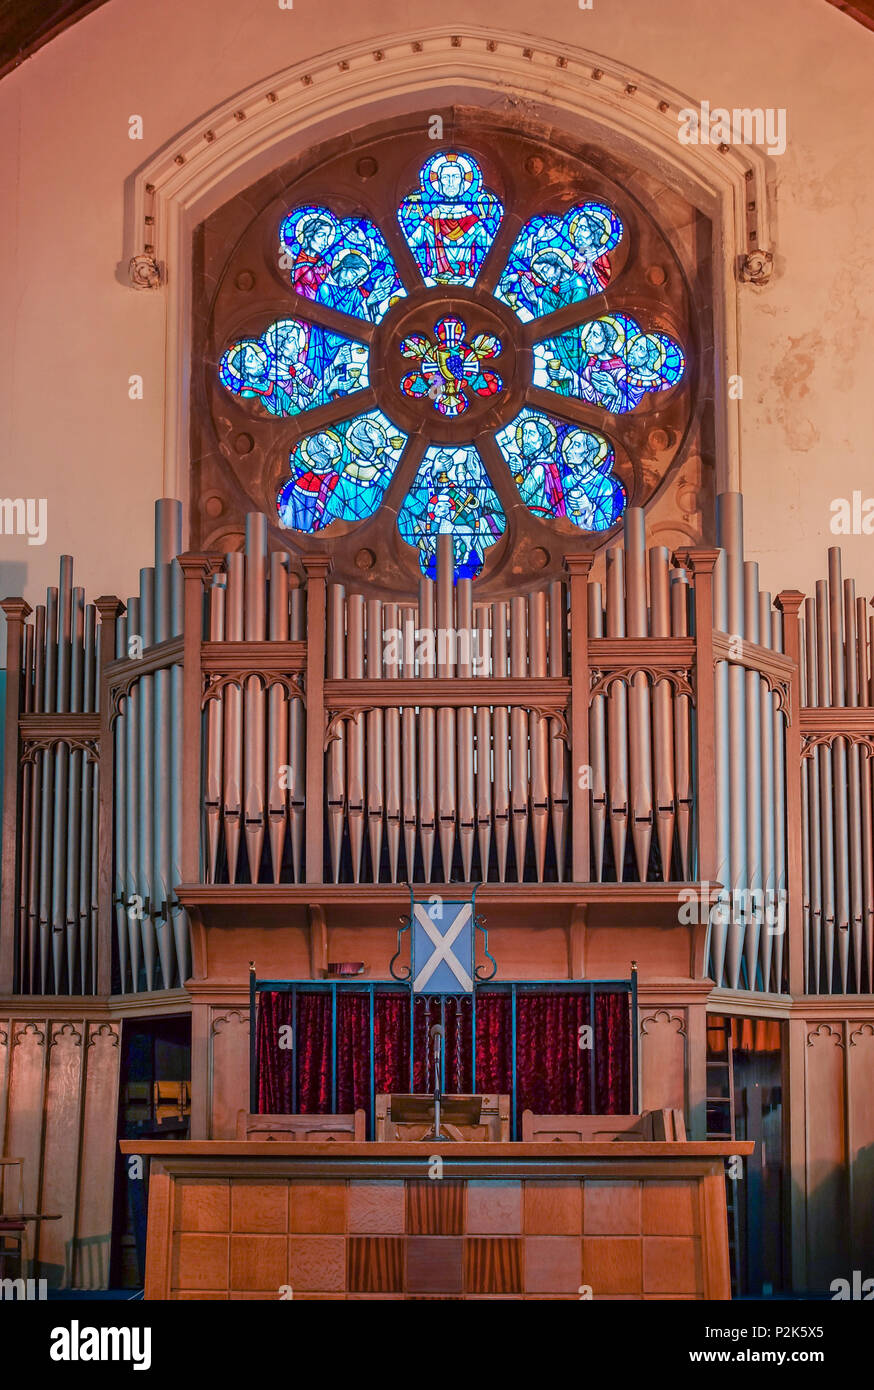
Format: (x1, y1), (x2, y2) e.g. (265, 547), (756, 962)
(706, 1015), (742, 1295)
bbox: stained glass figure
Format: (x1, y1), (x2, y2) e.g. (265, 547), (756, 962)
(279, 206), (405, 324)
(494, 201), (623, 322)
(220, 319), (369, 416)
(400, 316), (502, 416)
(397, 151), (503, 286)
(397, 445), (506, 579)
(496, 409), (625, 531)
(276, 409), (406, 532)
(533, 313), (685, 413)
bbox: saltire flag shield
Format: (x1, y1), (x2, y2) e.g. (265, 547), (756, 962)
(411, 900), (475, 995)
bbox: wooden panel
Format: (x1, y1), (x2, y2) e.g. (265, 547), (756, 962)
(847, 1023), (874, 1268)
(805, 1023), (847, 1289)
(465, 1236), (523, 1294)
(6, 1021), (48, 1258)
(210, 1008), (249, 1139)
(73, 1022), (120, 1289)
(406, 1179), (464, 1235)
(640, 1009), (686, 1115)
(0, 1018), (9, 1153)
(133, 1143), (738, 1299)
(347, 1236), (404, 1292)
(38, 1021), (86, 1286)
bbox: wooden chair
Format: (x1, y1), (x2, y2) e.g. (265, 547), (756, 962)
(521, 1112), (647, 1142)
(375, 1093), (510, 1142)
(521, 1108), (687, 1142)
(236, 1110), (366, 1141)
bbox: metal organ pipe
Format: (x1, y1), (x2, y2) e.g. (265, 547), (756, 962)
(588, 582), (607, 882)
(605, 548), (629, 880)
(436, 535), (457, 879)
(326, 581), (346, 883)
(528, 588), (549, 882)
(383, 600), (402, 882)
(243, 514), (268, 885)
(649, 547), (676, 880)
(222, 553), (244, 885)
(491, 601), (510, 882)
(365, 597), (386, 879)
(623, 509), (653, 881)
(346, 592), (366, 882)
(417, 577), (437, 881)
(548, 580), (569, 881)
(510, 594), (529, 880)
(670, 569), (693, 882)
(456, 578), (475, 880)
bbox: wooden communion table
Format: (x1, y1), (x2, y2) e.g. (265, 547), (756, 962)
(123, 1140), (752, 1300)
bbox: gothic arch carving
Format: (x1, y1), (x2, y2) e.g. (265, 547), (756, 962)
(124, 26), (776, 506)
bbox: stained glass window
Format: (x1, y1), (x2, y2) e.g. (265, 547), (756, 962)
(400, 316), (502, 416)
(213, 145), (690, 581)
(220, 319), (369, 416)
(494, 201), (623, 322)
(279, 206), (405, 324)
(397, 446), (506, 579)
(397, 152), (503, 287)
(496, 409), (625, 531)
(533, 313), (685, 413)
(277, 410), (406, 532)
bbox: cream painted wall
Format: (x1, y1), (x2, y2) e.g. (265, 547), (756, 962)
(0, 0), (873, 644)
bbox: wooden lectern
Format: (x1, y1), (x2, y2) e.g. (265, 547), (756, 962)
(375, 1092), (510, 1142)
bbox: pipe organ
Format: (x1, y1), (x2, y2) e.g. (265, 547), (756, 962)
(2, 492), (874, 998)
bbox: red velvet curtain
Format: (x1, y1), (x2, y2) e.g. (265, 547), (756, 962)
(256, 986), (630, 1121)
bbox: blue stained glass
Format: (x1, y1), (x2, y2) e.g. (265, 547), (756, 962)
(495, 409), (625, 531)
(277, 410), (406, 532)
(397, 445), (506, 580)
(533, 313), (685, 413)
(219, 319), (369, 416)
(494, 201), (623, 322)
(397, 151), (503, 287)
(279, 206), (406, 324)
(400, 315), (502, 416)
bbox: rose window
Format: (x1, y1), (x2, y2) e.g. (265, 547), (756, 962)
(210, 142), (691, 585)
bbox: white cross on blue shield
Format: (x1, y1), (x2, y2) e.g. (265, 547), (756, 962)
(411, 902), (475, 995)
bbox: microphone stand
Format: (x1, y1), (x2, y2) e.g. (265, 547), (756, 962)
(424, 1023), (452, 1142)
